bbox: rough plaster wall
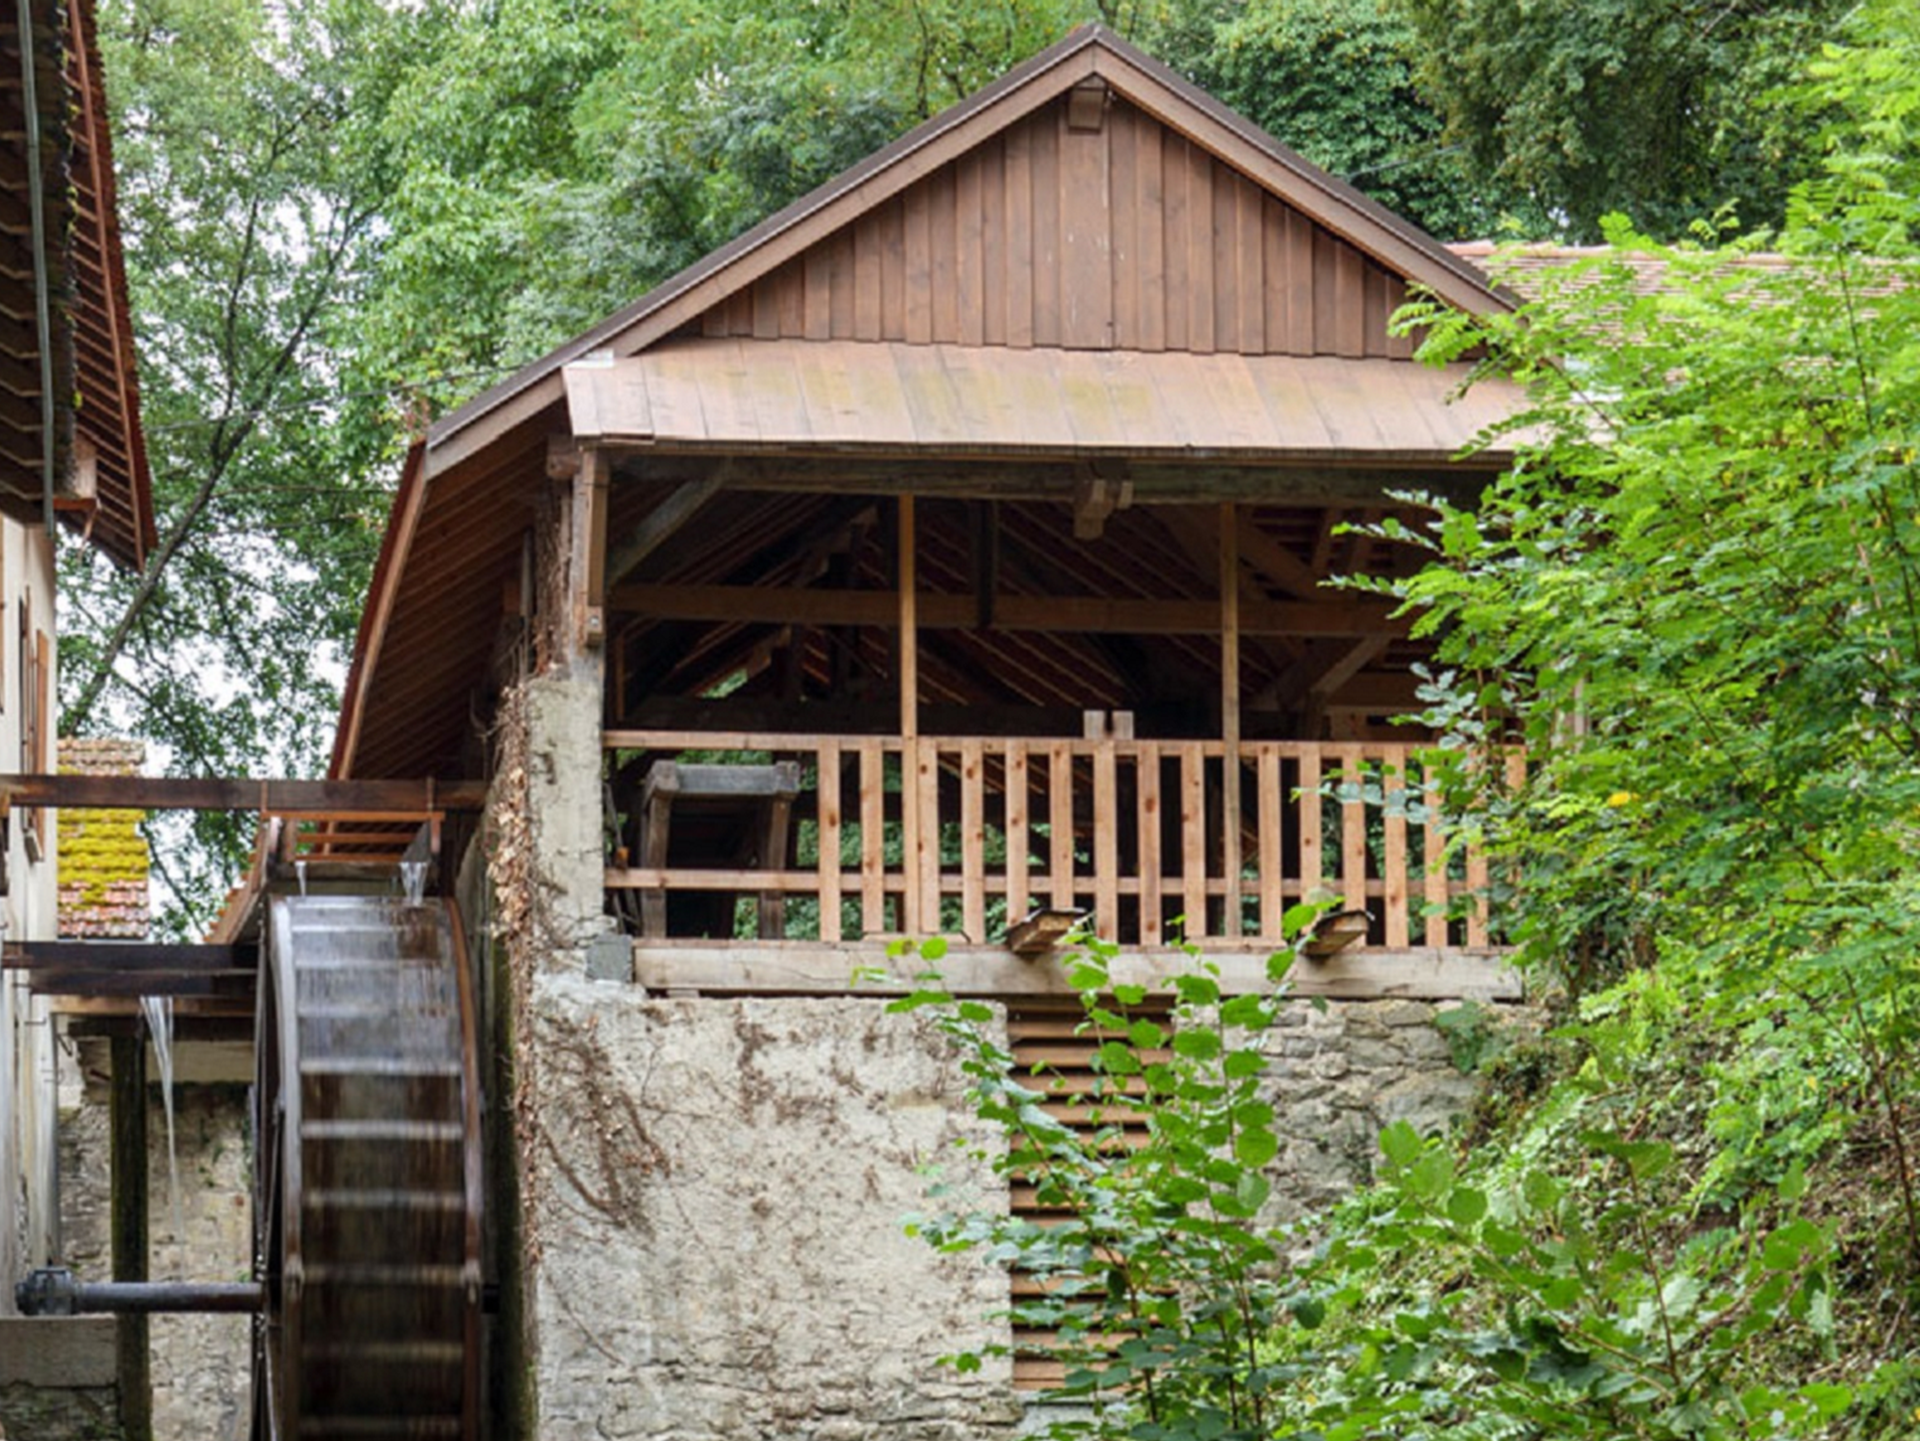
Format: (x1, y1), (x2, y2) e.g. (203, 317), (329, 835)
(526, 978), (1022, 1441)
(59, 1086), (252, 1441)
(523, 676), (610, 960)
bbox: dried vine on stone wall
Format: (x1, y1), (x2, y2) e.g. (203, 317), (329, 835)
(486, 677), (547, 1265)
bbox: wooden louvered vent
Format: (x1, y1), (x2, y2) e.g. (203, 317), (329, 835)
(1006, 997), (1171, 1392)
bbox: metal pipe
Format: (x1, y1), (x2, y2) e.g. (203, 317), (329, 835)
(16, 1269), (265, 1314)
(72, 1281), (265, 1314)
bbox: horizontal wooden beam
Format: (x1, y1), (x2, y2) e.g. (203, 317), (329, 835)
(64, 1015), (257, 1043)
(628, 940), (1521, 1002)
(0, 775), (488, 813)
(621, 454), (1496, 506)
(609, 584), (1403, 639)
(3, 942), (253, 972)
(48, 996), (253, 1019)
(23, 971), (256, 999)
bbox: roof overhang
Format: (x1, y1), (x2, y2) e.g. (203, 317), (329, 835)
(563, 340), (1526, 466)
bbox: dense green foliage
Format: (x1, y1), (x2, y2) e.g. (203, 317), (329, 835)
(1396, 0), (1847, 242)
(894, 926), (1317, 1440)
(905, 3), (1920, 1435)
(1196, 0), (1535, 239)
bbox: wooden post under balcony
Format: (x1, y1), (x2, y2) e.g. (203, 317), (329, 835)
(1221, 502), (1243, 937)
(899, 495), (924, 933)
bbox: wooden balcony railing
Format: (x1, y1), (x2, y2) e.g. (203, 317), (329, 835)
(603, 730), (1515, 952)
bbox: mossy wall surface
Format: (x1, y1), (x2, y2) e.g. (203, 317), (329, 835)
(56, 740), (148, 938)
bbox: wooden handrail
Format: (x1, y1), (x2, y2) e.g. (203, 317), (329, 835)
(604, 731), (1506, 951)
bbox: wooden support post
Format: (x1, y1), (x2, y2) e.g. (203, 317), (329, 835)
(960, 740), (986, 943)
(899, 496), (923, 933)
(1093, 737), (1118, 941)
(1220, 503), (1244, 937)
(1137, 748), (1162, 944)
(572, 447), (610, 654)
(1382, 743), (1409, 948)
(110, 1035), (152, 1441)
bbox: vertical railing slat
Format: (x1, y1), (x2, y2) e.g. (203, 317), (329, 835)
(1424, 758), (1449, 949)
(1382, 743), (1409, 949)
(960, 740), (986, 944)
(1093, 737), (1118, 941)
(1256, 746), (1282, 939)
(1006, 742), (1030, 925)
(1298, 749), (1323, 905)
(1049, 741), (1075, 911)
(1137, 744), (1162, 945)
(917, 739), (942, 933)
(1181, 743), (1207, 939)
(817, 743), (842, 943)
(860, 739), (885, 935)
(1340, 744), (1367, 921)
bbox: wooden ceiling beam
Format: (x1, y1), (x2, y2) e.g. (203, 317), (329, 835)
(605, 472), (726, 587)
(3, 942), (253, 971)
(631, 454), (1492, 507)
(608, 583), (1405, 638)
(1258, 634), (1395, 710)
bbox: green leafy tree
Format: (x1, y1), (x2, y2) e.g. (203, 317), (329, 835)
(73, 0), (433, 928)
(1198, 0), (1538, 239)
(892, 923), (1317, 1440)
(1394, 0), (1851, 240)
(1370, 0), (1920, 1341)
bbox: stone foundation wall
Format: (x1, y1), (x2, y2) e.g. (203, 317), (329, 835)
(58, 1084), (253, 1441)
(522, 976), (1534, 1438)
(0, 1316), (122, 1440)
(523, 977), (1022, 1441)
(1261, 997), (1512, 1222)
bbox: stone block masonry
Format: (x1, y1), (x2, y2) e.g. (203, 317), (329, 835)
(57, 1082), (252, 1441)
(1259, 997), (1535, 1223)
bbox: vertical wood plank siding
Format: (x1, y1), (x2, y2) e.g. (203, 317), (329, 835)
(702, 97), (1411, 359)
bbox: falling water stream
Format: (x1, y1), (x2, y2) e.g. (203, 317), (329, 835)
(138, 994), (184, 1272)
(400, 859), (427, 906)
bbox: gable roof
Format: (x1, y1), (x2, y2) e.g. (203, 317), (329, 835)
(422, 24), (1516, 478)
(334, 25), (1522, 781)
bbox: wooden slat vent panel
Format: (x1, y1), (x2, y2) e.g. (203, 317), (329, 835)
(1006, 998), (1170, 1392)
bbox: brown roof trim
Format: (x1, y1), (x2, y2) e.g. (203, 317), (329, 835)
(422, 25), (1519, 480)
(330, 442), (426, 779)
(62, 0), (153, 570)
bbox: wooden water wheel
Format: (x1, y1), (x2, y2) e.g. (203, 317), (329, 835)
(251, 895), (484, 1440)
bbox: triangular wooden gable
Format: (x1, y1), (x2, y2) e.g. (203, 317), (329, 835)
(424, 26), (1508, 477)
(691, 91), (1417, 361)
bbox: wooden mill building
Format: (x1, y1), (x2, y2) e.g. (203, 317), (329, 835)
(314, 25), (1531, 1437)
